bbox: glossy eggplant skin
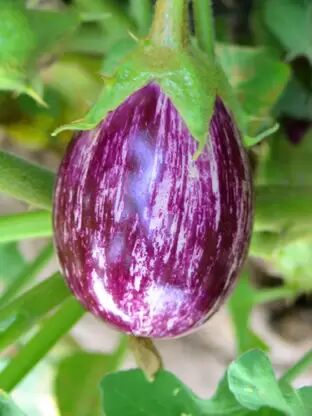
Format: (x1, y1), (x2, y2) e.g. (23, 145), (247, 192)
(53, 83), (252, 338)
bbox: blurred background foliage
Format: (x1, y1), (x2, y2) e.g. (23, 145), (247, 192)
(0, 0), (310, 153)
(0, 0), (311, 415)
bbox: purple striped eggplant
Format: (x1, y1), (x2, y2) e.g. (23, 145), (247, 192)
(53, 83), (252, 338)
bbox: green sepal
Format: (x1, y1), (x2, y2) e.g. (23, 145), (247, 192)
(53, 40), (218, 153)
(53, 33), (284, 153)
(53, 0), (260, 152)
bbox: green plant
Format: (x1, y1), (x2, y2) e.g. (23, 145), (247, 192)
(0, 0), (311, 415)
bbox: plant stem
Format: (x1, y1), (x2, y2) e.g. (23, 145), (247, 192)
(130, 0), (153, 35)
(193, 0), (215, 60)
(0, 297), (84, 392)
(150, 0), (188, 49)
(0, 272), (68, 321)
(0, 150), (55, 211)
(0, 211), (52, 243)
(253, 286), (297, 305)
(280, 349), (312, 384)
(0, 243), (54, 307)
(0, 273), (70, 351)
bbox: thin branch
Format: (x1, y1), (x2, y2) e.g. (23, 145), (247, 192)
(0, 150), (55, 210)
(0, 297), (84, 391)
(0, 211), (52, 243)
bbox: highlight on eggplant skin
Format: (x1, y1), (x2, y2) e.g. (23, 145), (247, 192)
(53, 83), (253, 338)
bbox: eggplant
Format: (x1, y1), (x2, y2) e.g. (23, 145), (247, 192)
(282, 117), (311, 145)
(53, 83), (252, 338)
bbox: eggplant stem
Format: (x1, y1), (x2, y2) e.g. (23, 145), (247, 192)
(150, 0), (189, 49)
(129, 336), (163, 381)
(193, 0), (215, 60)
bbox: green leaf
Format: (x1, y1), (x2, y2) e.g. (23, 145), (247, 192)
(55, 338), (127, 416)
(0, 67), (44, 106)
(244, 123), (279, 148)
(275, 78), (312, 121)
(255, 129), (312, 289)
(68, 0), (133, 55)
(56, 353), (115, 416)
(257, 129), (312, 187)
(264, 0), (312, 62)
(0, 243), (25, 282)
(101, 352), (312, 416)
(27, 9), (79, 57)
(129, 0), (153, 36)
(75, 0), (134, 31)
(66, 24), (114, 55)
(251, 408), (285, 416)
(250, 231), (281, 258)
(227, 350), (289, 414)
(228, 273), (268, 354)
(0, 0), (35, 66)
(254, 186), (312, 232)
(273, 240), (312, 291)
(250, 0), (282, 53)
(0, 1), (80, 103)
(204, 375), (248, 415)
(253, 380), (312, 415)
(17, 84), (65, 120)
(0, 391), (25, 416)
(298, 387), (312, 412)
(101, 369), (205, 416)
(216, 44), (290, 139)
(0, 0), (41, 103)
(279, 383), (308, 416)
